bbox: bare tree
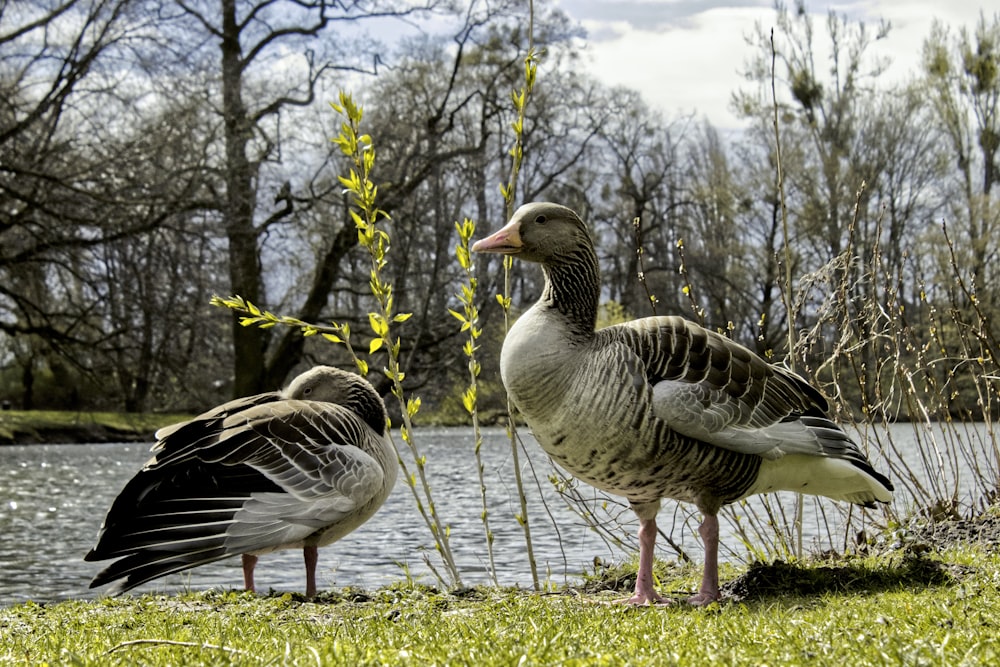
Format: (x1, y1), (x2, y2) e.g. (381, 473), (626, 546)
(0, 0), (186, 407)
(588, 90), (688, 318)
(163, 0), (446, 396)
(923, 13), (1000, 291)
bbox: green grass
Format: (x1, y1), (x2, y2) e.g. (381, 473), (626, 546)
(0, 410), (189, 444)
(3, 546), (998, 666)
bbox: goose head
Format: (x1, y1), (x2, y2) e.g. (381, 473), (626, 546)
(471, 202), (594, 266)
(473, 202), (601, 331)
(285, 366), (388, 433)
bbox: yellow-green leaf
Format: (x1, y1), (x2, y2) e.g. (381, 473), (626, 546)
(368, 312), (387, 337)
(407, 396), (421, 417)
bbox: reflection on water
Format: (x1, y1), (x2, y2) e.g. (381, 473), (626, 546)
(0, 424), (991, 606)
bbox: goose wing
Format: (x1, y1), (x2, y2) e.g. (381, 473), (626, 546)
(604, 316), (864, 461)
(86, 399), (389, 593)
(151, 391), (281, 446)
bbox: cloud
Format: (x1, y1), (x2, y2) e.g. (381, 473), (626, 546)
(556, 0), (994, 130)
(571, 5), (776, 129)
(559, 0), (772, 32)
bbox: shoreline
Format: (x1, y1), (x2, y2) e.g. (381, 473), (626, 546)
(0, 410), (185, 446)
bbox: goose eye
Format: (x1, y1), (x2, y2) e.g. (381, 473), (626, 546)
(303, 387), (313, 395)
(535, 215), (547, 224)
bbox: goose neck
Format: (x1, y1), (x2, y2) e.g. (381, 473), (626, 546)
(541, 249), (600, 334)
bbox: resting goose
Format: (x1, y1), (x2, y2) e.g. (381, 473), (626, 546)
(85, 366), (397, 597)
(472, 202), (892, 605)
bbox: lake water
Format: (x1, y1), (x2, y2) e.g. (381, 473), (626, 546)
(1, 424), (995, 606)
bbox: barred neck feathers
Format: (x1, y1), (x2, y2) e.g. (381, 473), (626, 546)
(540, 245), (600, 337)
(340, 379), (390, 435)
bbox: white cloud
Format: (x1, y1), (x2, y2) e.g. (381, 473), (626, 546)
(855, 1), (993, 81)
(574, 6), (775, 129)
(557, 1), (994, 130)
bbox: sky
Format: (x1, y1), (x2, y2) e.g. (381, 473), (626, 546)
(553, 0), (993, 129)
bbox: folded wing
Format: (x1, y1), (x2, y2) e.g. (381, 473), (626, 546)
(86, 398), (387, 593)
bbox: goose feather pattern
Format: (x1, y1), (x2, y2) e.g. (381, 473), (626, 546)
(85, 366), (397, 597)
(472, 202), (892, 606)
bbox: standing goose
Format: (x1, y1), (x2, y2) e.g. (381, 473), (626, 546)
(85, 366), (397, 597)
(472, 202), (892, 605)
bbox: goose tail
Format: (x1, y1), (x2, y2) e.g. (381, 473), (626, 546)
(753, 454), (893, 507)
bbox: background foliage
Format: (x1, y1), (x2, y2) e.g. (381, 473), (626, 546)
(2, 0), (997, 425)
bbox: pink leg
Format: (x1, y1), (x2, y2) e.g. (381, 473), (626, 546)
(689, 514), (721, 606)
(622, 515), (667, 605)
(242, 554), (258, 593)
(303, 546), (319, 598)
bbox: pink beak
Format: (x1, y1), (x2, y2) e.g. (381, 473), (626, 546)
(471, 219), (522, 254)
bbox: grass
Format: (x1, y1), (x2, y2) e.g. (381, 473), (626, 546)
(2, 544), (998, 666)
(0, 410), (189, 444)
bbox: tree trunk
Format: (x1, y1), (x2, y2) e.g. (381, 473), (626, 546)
(221, 0), (267, 397)
(21, 356), (34, 411)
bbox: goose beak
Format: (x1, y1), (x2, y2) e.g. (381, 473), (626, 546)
(471, 220), (522, 254)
